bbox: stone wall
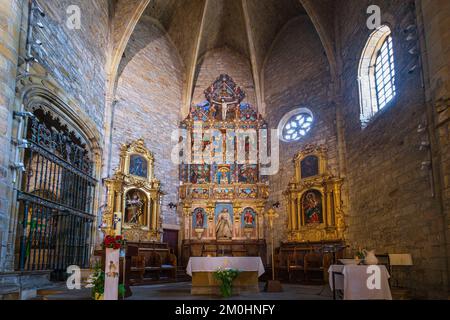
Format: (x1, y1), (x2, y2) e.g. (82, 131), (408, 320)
(263, 16), (335, 247)
(0, 0), (23, 272)
(337, 0), (448, 298)
(112, 19), (184, 227)
(192, 47), (256, 107)
(35, 0), (109, 128)
(418, 0), (450, 299)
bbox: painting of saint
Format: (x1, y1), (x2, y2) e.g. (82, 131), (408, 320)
(193, 208), (206, 228)
(301, 155), (319, 179)
(215, 204), (233, 240)
(302, 190), (323, 224)
(242, 208), (256, 228)
(129, 155), (148, 178)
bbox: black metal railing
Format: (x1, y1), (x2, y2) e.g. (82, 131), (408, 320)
(17, 110), (96, 279)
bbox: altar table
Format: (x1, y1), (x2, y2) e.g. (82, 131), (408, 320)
(186, 257), (265, 295)
(328, 265), (392, 300)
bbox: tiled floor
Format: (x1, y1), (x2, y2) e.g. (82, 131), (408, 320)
(42, 282), (333, 300)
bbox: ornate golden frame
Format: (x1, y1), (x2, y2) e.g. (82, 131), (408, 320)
(284, 144), (345, 242)
(102, 139), (162, 242)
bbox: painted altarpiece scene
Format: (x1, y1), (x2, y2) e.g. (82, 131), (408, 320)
(179, 75), (268, 263)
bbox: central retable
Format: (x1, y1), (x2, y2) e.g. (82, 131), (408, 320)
(186, 257), (265, 295)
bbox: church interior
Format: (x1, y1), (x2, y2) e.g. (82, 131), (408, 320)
(0, 0), (449, 301)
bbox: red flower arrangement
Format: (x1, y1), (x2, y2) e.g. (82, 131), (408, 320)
(103, 235), (126, 250)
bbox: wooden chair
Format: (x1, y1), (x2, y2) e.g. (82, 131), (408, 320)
(275, 250), (288, 280)
(304, 252), (324, 283)
(144, 251), (162, 280)
(161, 253), (177, 280)
(287, 249), (306, 282)
(130, 255), (145, 283)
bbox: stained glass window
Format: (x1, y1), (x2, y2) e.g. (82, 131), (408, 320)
(281, 112), (313, 142)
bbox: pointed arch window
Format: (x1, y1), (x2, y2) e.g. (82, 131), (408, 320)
(358, 25), (396, 126)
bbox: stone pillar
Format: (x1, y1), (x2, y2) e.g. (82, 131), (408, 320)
(418, 0), (450, 296)
(0, 0), (23, 272)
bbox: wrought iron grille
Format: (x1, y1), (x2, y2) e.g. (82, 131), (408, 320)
(16, 108), (96, 279)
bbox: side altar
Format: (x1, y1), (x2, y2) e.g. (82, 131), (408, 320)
(179, 75), (269, 266)
(101, 139), (176, 284)
(278, 144), (346, 281)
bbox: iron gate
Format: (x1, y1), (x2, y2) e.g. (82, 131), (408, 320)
(16, 108), (97, 279)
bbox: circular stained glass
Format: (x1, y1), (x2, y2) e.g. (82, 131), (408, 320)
(282, 113), (313, 142)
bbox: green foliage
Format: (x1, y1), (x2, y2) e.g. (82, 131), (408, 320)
(87, 262), (105, 299)
(118, 284), (126, 299)
(213, 268), (240, 298)
(87, 261), (127, 300)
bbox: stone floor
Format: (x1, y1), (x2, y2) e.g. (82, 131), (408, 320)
(40, 282), (333, 300)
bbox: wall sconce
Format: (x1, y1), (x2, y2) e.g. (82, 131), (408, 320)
(417, 123), (427, 133)
(419, 141), (430, 151)
(420, 161), (431, 170)
(168, 202), (177, 210)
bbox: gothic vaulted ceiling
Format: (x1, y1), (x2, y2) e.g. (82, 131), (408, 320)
(112, 0), (336, 115)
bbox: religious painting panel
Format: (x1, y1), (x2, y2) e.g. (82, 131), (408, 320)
(193, 208), (207, 229)
(129, 154), (148, 178)
(125, 189), (148, 225)
(302, 189), (323, 225)
(301, 155), (319, 179)
(215, 165), (232, 185)
(190, 164), (210, 184)
(215, 203), (234, 240)
(241, 207), (256, 228)
(238, 164), (258, 183)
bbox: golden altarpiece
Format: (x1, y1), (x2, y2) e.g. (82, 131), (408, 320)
(282, 144), (345, 248)
(102, 139), (162, 242)
(179, 75), (269, 265)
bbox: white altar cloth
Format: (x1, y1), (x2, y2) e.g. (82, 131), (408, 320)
(328, 265), (392, 300)
(186, 257), (265, 277)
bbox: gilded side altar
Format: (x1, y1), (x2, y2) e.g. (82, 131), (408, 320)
(102, 139), (163, 242)
(284, 144), (346, 242)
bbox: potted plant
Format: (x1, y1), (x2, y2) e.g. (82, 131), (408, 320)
(87, 262), (127, 300)
(213, 268), (240, 298)
(86, 262), (105, 300)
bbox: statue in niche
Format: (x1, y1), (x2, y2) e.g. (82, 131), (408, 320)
(125, 191), (144, 224)
(216, 208), (233, 240)
(303, 190), (323, 224)
(243, 208), (255, 227)
(217, 166), (231, 185)
(194, 208), (205, 228)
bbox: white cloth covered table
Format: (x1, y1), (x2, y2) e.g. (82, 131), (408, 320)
(186, 257), (265, 277)
(328, 265), (392, 300)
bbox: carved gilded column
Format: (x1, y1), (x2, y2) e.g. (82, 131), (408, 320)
(182, 202), (192, 240)
(256, 204), (265, 240)
(296, 193), (303, 229)
(151, 195), (158, 232)
(325, 187), (333, 227)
